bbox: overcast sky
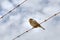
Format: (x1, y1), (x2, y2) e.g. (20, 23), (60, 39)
(0, 0), (60, 40)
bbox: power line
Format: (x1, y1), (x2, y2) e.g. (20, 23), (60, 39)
(0, 0), (28, 19)
(12, 28), (34, 40)
(40, 12), (60, 24)
(12, 12), (60, 40)
(0, 0), (60, 40)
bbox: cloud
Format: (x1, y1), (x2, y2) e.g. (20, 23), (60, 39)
(0, 0), (60, 40)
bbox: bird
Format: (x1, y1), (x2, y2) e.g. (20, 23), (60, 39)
(29, 18), (45, 30)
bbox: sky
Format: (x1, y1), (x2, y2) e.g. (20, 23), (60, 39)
(0, 0), (60, 40)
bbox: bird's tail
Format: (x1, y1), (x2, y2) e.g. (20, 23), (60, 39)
(40, 26), (45, 30)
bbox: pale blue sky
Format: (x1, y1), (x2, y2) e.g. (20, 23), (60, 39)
(0, 0), (60, 40)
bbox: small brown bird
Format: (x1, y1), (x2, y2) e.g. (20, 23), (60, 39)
(29, 18), (45, 30)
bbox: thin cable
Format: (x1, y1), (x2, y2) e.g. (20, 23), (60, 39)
(12, 28), (34, 40)
(0, 0), (59, 40)
(12, 11), (60, 40)
(0, 0), (27, 19)
(40, 12), (60, 24)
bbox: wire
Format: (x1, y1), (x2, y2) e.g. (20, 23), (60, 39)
(0, 0), (60, 40)
(40, 12), (60, 24)
(12, 28), (34, 40)
(12, 12), (60, 40)
(0, 0), (28, 19)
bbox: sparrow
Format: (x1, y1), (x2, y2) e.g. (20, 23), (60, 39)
(29, 18), (45, 30)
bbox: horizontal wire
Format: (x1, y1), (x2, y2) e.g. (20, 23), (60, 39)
(12, 28), (34, 40)
(0, 0), (27, 19)
(12, 12), (60, 40)
(40, 12), (60, 24)
(0, 0), (60, 40)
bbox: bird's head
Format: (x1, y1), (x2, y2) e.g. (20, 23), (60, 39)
(29, 18), (34, 23)
(29, 18), (33, 20)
